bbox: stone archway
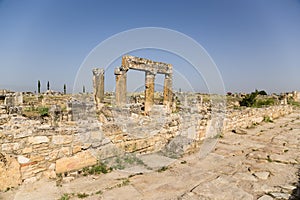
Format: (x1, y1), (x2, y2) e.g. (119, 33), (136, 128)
(114, 55), (173, 114)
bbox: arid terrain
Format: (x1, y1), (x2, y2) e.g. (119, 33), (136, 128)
(1, 109), (299, 200)
(1, 57), (300, 200)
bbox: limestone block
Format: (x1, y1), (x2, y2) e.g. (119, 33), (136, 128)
(17, 155), (30, 164)
(72, 145), (82, 154)
(96, 143), (122, 160)
(28, 136), (49, 144)
(52, 135), (73, 145)
(0, 155), (21, 191)
(23, 177), (37, 184)
(257, 195), (273, 200)
(22, 147), (33, 154)
(254, 171), (270, 180)
(1, 143), (20, 152)
(58, 147), (72, 157)
(30, 155), (45, 162)
(55, 151), (97, 174)
(252, 117), (264, 124)
(14, 130), (33, 139)
(99, 113), (108, 123)
(43, 170), (56, 179)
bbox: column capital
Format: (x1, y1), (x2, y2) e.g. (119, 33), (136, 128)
(93, 68), (104, 76)
(114, 67), (127, 75)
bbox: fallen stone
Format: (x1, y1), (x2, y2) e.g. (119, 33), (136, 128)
(232, 128), (247, 135)
(269, 192), (289, 199)
(279, 185), (297, 192)
(23, 177), (37, 184)
(0, 155), (21, 191)
(17, 155), (30, 164)
(62, 176), (75, 183)
(271, 154), (298, 164)
(254, 171), (270, 180)
(258, 195), (273, 200)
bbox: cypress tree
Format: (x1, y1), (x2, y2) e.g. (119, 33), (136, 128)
(47, 81), (50, 91)
(64, 84), (66, 95)
(38, 80), (41, 94)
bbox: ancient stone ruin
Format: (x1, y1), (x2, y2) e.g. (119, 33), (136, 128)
(92, 68), (104, 110)
(97, 55), (173, 115)
(0, 55), (299, 193)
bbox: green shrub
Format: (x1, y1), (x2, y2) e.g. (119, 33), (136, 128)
(38, 107), (49, 117)
(288, 99), (300, 107)
(258, 90), (267, 95)
(59, 194), (70, 200)
(240, 90), (275, 107)
(22, 106), (49, 118)
(255, 98), (276, 108)
(263, 116), (273, 123)
(82, 162), (110, 175)
(157, 166), (168, 172)
(77, 193), (89, 198)
(239, 91), (258, 107)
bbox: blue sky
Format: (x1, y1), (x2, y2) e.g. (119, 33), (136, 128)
(0, 0), (299, 94)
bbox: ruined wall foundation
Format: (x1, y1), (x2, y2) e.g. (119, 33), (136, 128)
(0, 104), (294, 191)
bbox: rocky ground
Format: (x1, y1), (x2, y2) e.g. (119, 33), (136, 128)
(1, 110), (299, 200)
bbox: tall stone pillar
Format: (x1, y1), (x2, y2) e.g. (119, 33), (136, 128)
(92, 68), (105, 109)
(145, 71), (155, 114)
(115, 68), (127, 107)
(163, 73), (173, 110)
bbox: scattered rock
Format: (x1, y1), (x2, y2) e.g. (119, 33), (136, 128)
(17, 155), (30, 164)
(258, 195), (273, 200)
(232, 128), (247, 135)
(0, 155), (21, 191)
(254, 171), (270, 180)
(269, 192), (290, 199)
(62, 176), (75, 183)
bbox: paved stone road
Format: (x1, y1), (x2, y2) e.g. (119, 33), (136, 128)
(1, 110), (299, 200)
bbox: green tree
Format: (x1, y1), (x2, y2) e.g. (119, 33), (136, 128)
(83, 85), (86, 93)
(258, 90), (267, 95)
(239, 90), (258, 107)
(47, 81), (50, 91)
(63, 84), (66, 95)
(38, 80), (41, 94)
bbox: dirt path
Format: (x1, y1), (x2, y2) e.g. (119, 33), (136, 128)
(1, 110), (300, 200)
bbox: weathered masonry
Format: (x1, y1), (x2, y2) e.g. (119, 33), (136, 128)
(92, 68), (105, 109)
(114, 55), (173, 113)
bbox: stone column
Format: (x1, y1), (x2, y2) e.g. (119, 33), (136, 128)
(163, 73), (173, 110)
(115, 68), (127, 107)
(145, 71), (155, 114)
(92, 68), (105, 109)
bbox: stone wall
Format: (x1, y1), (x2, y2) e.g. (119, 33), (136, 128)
(224, 105), (294, 131)
(0, 104), (294, 191)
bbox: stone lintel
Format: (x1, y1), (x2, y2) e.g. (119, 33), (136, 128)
(122, 55), (172, 75)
